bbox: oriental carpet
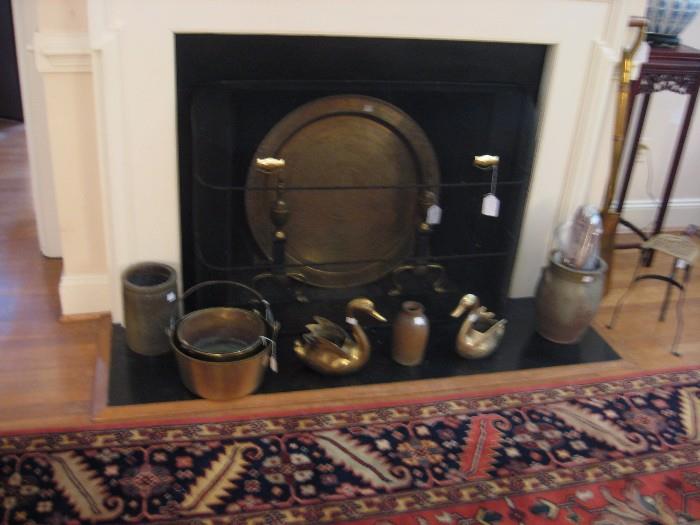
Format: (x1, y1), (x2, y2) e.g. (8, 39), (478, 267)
(2, 368), (700, 524)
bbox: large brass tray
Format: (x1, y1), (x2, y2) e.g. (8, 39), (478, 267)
(245, 95), (440, 288)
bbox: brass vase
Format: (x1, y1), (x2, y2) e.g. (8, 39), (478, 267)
(391, 301), (429, 366)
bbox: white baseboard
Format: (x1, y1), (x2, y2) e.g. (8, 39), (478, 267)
(58, 272), (111, 315)
(617, 198), (700, 232)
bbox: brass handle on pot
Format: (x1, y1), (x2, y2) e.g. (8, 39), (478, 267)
(169, 280), (277, 335)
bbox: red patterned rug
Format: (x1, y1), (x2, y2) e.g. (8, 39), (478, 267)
(2, 368), (700, 524)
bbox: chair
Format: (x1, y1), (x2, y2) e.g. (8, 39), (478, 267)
(607, 234), (698, 356)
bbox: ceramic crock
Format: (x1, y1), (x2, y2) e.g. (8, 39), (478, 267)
(391, 301), (430, 366)
(535, 251), (607, 344)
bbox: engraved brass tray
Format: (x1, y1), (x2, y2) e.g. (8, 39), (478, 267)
(245, 95), (440, 288)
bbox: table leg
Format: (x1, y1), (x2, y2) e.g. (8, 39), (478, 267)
(659, 259), (678, 322)
(616, 93), (651, 214)
(646, 90), (699, 265)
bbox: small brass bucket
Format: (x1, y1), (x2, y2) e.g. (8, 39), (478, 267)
(171, 332), (270, 400)
(170, 281), (278, 400)
(176, 307), (268, 362)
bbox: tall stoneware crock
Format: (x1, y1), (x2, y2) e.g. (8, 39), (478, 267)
(392, 301), (429, 366)
(122, 262), (177, 356)
(535, 251), (607, 344)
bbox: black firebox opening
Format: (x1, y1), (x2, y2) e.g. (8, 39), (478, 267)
(176, 34), (546, 334)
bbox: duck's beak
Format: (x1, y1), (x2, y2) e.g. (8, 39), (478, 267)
(450, 302), (468, 318)
(450, 294), (478, 318)
(370, 309), (387, 322)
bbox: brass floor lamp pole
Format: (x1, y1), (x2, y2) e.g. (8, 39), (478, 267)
(600, 18), (647, 295)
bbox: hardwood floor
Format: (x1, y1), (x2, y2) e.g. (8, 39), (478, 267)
(0, 121), (104, 431)
(1, 119), (698, 433)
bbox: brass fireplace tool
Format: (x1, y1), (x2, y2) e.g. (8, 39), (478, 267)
(389, 190), (447, 296)
(252, 158), (308, 303)
(600, 18), (647, 295)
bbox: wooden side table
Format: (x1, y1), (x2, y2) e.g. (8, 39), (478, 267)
(615, 45), (700, 261)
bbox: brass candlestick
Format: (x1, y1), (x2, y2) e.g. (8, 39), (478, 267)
(389, 190), (446, 296)
(252, 157), (308, 303)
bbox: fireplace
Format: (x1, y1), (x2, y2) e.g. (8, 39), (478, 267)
(71, 0), (644, 323)
(60, 0), (642, 405)
(176, 35), (544, 330)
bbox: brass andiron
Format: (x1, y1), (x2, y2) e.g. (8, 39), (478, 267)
(293, 298), (387, 374)
(450, 294), (507, 359)
(600, 18), (648, 295)
(389, 190), (447, 296)
(252, 158), (308, 302)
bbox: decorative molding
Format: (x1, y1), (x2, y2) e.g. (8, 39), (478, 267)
(616, 197), (700, 230)
(555, 40), (617, 223)
(88, 26), (130, 325)
(33, 33), (92, 73)
(639, 72), (698, 94)
(58, 273), (111, 316)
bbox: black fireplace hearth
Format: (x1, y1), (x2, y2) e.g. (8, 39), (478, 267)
(108, 299), (620, 406)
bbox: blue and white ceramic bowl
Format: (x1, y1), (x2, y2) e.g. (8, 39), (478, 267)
(646, 0), (700, 46)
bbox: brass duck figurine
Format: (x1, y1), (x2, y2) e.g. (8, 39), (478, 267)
(294, 298), (387, 375)
(450, 294), (507, 359)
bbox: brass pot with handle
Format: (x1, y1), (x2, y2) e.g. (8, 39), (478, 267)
(169, 281), (279, 400)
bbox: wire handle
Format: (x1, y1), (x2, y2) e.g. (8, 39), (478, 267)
(169, 280), (276, 337)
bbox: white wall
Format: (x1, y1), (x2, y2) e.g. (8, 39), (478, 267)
(30, 0), (111, 315)
(11, 0), (62, 257)
(622, 15), (700, 230)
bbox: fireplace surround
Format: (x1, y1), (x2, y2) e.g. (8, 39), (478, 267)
(34, 0), (645, 319)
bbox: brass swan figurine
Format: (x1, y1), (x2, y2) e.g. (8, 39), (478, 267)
(450, 294), (507, 359)
(294, 298), (387, 374)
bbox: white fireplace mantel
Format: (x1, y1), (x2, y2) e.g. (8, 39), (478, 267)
(44, 0), (644, 322)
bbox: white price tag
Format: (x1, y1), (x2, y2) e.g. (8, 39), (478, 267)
(426, 204), (442, 225)
(261, 337), (278, 373)
(166, 292), (177, 303)
(482, 193), (500, 217)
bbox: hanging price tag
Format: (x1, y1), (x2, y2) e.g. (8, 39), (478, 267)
(261, 337), (278, 372)
(426, 204), (442, 225)
(482, 193), (500, 217)
(477, 157), (500, 218)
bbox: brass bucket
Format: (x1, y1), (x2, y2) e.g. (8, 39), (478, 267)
(170, 281), (278, 400)
(176, 307), (268, 362)
(171, 331), (270, 400)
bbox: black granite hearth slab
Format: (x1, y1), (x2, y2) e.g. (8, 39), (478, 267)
(108, 298), (620, 406)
